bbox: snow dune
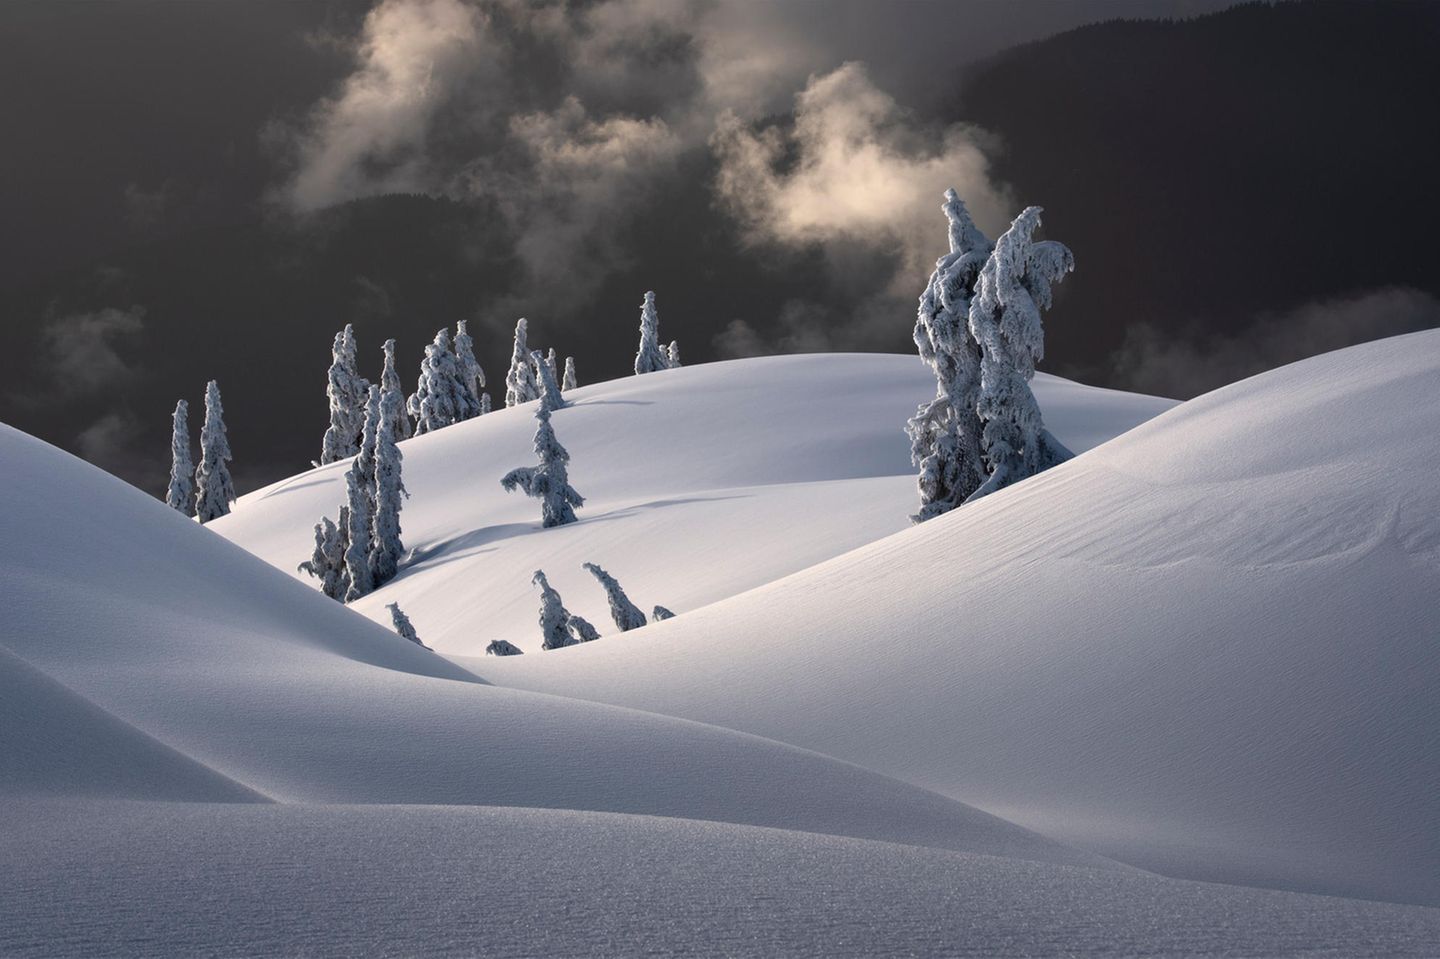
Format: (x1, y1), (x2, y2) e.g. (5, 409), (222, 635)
(471, 332), (1440, 906)
(0, 421), (1095, 862)
(215, 354), (1173, 653)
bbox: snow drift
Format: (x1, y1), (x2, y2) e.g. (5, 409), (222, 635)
(472, 333), (1440, 906)
(214, 354), (1173, 653)
(0, 422), (1095, 862)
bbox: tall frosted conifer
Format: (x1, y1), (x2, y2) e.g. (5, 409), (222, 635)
(666, 341), (681, 368)
(453, 320), (485, 420)
(414, 328), (468, 433)
(354, 385), (381, 512)
(906, 189), (993, 522)
(321, 324), (368, 465)
(533, 350), (566, 413)
(562, 356), (577, 391)
(582, 563), (647, 632)
(967, 206), (1074, 502)
(634, 291), (668, 374)
(505, 318), (540, 407)
(298, 516), (349, 601)
(342, 467), (374, 602)
(370, 383), (408, 585)
(165, 399), (193, 515)
(532, 571), (577, 650)
(194, 380), (235, 522)
(501, 405), (584, 528)
(380, 338), (412, 440)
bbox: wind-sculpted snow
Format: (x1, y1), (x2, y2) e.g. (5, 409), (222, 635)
(475, 333), (1440, 907)
(8, 801), (1440, 959)
(0, 421), (1097, 862)
(215, 354), (1172, 653)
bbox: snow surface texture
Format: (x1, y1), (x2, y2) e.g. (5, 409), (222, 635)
(7, 801), (1440, 959)
(216, 354), (1172, 653)
(469, 332), (1440, 907)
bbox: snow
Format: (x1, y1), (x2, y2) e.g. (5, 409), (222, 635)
(0, 419), (1096, 861)
(8, 800), (1440, 959)
(460, 332), (1440, 906)
(214, 353), (1172, 653)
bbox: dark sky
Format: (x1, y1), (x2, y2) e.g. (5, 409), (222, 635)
(3, 0), (1437, 495)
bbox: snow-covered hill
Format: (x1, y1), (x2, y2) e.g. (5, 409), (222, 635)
(466, 332), (1440, 906)
(214, 354), (1174, 653)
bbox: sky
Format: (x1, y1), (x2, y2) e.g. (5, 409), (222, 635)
(4, 0), (1439, 494)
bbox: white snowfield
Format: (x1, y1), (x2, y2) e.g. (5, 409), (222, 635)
(215, 354), (1173, 654)
(4, 338), (1440, 955)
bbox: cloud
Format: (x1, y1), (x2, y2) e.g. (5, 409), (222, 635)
(74, 409), (167, 492)
(1110, 287), (1440, 399)
(35, 306), (146, 401)
(711, 61), (1012, 288)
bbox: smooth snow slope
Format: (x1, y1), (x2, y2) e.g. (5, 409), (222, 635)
(0, 422), (1097, 863)
(474, 332), (1440, 906)
(215, 354), (1172, 653)
(8, 801), (1440, 959)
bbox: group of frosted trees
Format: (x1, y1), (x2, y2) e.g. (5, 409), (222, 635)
(165, 380), (235, 523)
(908, 190), (1075, 521)
(486, 563), (674, 655)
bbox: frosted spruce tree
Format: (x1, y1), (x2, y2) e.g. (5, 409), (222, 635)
(967, 206), (1075, 503)
(666, 341), (681, 369)
(652, 605), (676, 622)
(504, 317), (540, 407)
(501, 405), (584, 528)
(342, 466), (374, 602)
(354, 385), (381, 512)
(321, 324), (368, 465)
(634, 291), (668, 374)
(485, 639), (524, 656)
(370, 384), (408, 586)
(194, 380), (235, 523)
(414, 328), (471, 434)
(532, 570), (577, 650)
(533, 350), (567, 414)
(480, 391), (493, 415)
(380, 338), (413, 441)
(562, 356), (577, 392)
(582, 562), (647, 632)
(906, 188), (994, 522)
(567, 613), (601, 644)
(165, 399), (193, 515)
(544, 348), (559, 383)
(386, 602), (426, 648)
(453, 320), (486, 420)
(298, 515), (349, 601)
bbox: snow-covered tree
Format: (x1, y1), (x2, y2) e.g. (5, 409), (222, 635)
(480, 391), (492, 415)
(354, 385), (381, 513)
(380, 338), (412, 440)
(533, 350), (566, 414)
(544, 348), (559, 383)
(567, 613), (601, 644)
(582, 562), (647, 632)
(386, 602), (426, 648)
(165, 399), (193, 515)
(370, 383), (408, 586)
(634, 291), (668, 374)
(562, 356), (577, 392)
(485, 639), (524, 656)
(298, 515), (349, 601)
(906, 188), (994, 523)
(501, 406), (584, 527)
(414, 328), (470, 433)
(194, 380), (235, 522)
(321, 324), (369, 465)
(504, 317), (540, 407)
(532, 570), (576, 650)
(342, 466), (374, 602)
(453, 320), (486, 420)
(666, 341), (681, 369)
(967, 206), (1075, 503)
(652, 605), (676, 622)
